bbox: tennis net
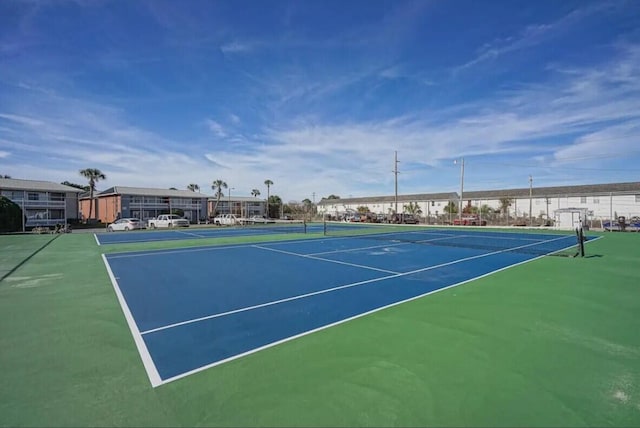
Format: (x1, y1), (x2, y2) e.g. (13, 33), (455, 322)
(323, 222), (585, 257)
(240, 219), (307, 234)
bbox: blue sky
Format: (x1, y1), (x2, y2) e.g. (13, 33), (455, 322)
(1, 0), (639, 202)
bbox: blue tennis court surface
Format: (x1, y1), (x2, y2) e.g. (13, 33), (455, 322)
(95, 223), (319, 245)
(102, 229), (583, 387)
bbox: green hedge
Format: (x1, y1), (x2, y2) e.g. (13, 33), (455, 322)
(0, 196), (25, 233)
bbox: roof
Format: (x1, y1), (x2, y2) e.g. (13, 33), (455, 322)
(0, 178), (83, 193)
(79, 185), (264, 201)
(462, 181), (640, 199)
(207, 196), (265, 202)
(318, 192), (458, 206)
(318, 182), (640, 205)
(85, 186), (210, 199)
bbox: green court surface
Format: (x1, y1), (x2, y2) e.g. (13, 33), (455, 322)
(1, 230), (639, 427)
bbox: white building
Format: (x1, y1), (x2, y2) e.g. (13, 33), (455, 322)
(317, 181), (640, 226)
(318, 192), (458, 222)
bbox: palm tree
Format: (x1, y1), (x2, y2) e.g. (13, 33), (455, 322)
(251, 189), (261, 198)
(264, 179), (273, 217)
(1, 174), (10, 178)
(187, 184), (200, 192)
(211, 179), (228, 216)
(498, 197), (513, 219)
(79, 168), (106, 222)
(403, 201), (422, 215)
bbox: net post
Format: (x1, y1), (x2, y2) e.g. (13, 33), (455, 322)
(323, 216), (327, 236)
(303, 219), (307, 234)
(579, 227), (585, 257)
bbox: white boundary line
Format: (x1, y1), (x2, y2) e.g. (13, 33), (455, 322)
(175, 230), (209, 238)
(101, 254), (162, 387)
(252, 245), (400, 274)
(93, 233), (101, 246)
(156, 235), (588, 386)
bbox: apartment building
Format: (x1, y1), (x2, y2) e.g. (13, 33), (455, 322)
(0, 178), (82, 229)
(78, 186), (209, 224)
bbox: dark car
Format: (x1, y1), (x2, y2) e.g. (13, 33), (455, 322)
(400, 214), (419, 224)
(387, 213), (419, 224)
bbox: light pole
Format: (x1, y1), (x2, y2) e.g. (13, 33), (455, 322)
(454, 157), (465, 224)
(228, 187), (235, 215)
(393, 151), (400, 215)
(529, 175), (533, 226)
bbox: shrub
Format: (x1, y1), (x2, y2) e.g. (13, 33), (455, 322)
(0, 196), (25, 233)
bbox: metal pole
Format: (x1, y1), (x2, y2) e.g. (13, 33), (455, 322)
(529, 175), (533, 226)
(21, 191), (25, 232)
(393, 151), (399, 214)
(609, 192), (613, 232)
(457, 157), (465, 224)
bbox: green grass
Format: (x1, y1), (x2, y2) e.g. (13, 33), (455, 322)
(1, 230), (639, 427)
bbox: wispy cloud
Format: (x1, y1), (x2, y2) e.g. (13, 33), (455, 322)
(455, 2), (615, 72)
(220, 41), (256, 54)
(205, 119), (226, 137)
(0, 150), (9, 158)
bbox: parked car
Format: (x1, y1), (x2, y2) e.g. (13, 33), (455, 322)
(147, 214), (190, 228)
(453, 216), (487, 226)
(107, 218), (146, 232)
(387, 213), (419, 224)
(213, 214), (239, 226)
(244, 215), (274, 224)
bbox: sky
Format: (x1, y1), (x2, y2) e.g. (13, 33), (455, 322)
(1, 0), (639, 203)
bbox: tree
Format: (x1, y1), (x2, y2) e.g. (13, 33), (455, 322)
(79, 168), (106, 222)
(498, 197), (513, 218)
(251, 189), (261, 198)
(301, 198), (314, 216)
(443, 201), (458, 214)
(268, 195), (281, 218)
(403, 201), (423, 215)
(264, 179), (273, 217)
(169, 187), (178, 190)
(0, 196), (24, 232)
(1, 174), (11, 179)
(61, 181), (90, 191)
(356, 205), (370, 214)
(327, 194), (340, 200)
(211, 179), (228, 216)
(187, 184), (200, 192)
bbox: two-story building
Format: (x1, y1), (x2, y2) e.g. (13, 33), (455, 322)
(0, 178), (82, 230)
(78, 186), (209, 224)
(317, 181), (640, 226)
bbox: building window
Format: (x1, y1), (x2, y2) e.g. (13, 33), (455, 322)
(636, 195), (640, 202)
(580, 196), (587, 203)
(593, 197), (599, 204)
(50, 193), (65, 201)
(28, 192), (39, 201)
(50, 209), (65, 220)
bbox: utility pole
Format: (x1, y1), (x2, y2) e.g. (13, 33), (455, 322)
(455, 157), (465, 224)
(529, 175), (533, 226)
(393, 151), (400, 214)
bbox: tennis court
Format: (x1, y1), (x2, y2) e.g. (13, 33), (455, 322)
(103, 227), (591, 386)
(3, 227), (640, 427)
